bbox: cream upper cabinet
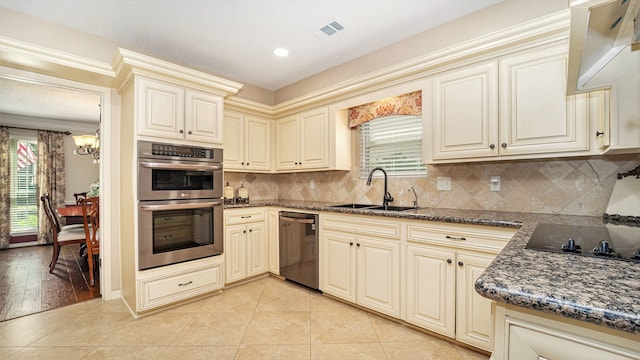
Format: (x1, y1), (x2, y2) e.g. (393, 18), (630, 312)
(223, 110), (272, 172)
(224, 208), (268, 284)
(321, 214), (401, 318)
(426, 42), (598, 163)
(137, 77), (223, 145)
(429, 61), (499, 160)
(275, 107), (351, 172)
(498, 43), (588, 156)
(404, 221), (516, 352)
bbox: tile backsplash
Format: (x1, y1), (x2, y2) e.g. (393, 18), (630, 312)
(224, 154), (640, 216)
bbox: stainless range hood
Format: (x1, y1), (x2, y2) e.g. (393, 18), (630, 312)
(567, 0), (640, 94)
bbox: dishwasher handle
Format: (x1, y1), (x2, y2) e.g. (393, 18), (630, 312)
(280, 216), (315, 224)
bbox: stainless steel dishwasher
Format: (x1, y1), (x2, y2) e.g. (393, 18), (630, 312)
(279, 211), (319, 289)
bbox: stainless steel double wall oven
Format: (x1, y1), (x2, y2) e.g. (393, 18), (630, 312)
(137, 140), (224, 270)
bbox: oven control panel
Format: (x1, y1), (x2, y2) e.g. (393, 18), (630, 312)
(138, 140), (222, 162)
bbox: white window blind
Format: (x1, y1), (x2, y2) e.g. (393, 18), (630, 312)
(359, 115), (426, 178)
(9, 138), (39, 235)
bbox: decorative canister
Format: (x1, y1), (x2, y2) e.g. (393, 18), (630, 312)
(237, 182), (249, 204)
(224, 182), (234, 204)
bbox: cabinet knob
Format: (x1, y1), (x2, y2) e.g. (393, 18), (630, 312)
(243, 230), (246, 233)
(188, 130), (192, 135)
(241, 162), (245, 165)
(349, 242), (353, 246)
(249, 229), (252, 232)
(595, 131), (604, 137)
(501, 143), (507, 148)
(458, 261), (464, 267)
(295, 162), (298, 165)
(179, 129), (184, 134)
(247, 163), (250, 166)
(447, 259), (452, 264)
(356, 243), (360, 247)
(489, 144), (495, 149)
(299, 162), (302, 165)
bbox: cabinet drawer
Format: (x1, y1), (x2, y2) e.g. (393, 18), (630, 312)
(406, 221), (516, 252)
(139, 261), (223, 311)
(225, 208), (266, 225)
(322, 214), (401, 239)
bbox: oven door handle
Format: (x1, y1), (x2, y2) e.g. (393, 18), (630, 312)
(139, 161), (222, 172)
(139, 201), (222, 211)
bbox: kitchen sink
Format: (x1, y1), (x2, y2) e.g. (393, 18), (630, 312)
(329, 204), (417, 211)
(367, 205), (417, 211)
(330, 203), (375, 209)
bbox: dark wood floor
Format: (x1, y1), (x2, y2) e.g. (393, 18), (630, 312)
(0, 244), (100, 322)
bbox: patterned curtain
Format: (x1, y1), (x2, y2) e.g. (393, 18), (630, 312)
(37, 131), (66, 245)
(0, 127), (10, 249)
(348, 90), (422, 128)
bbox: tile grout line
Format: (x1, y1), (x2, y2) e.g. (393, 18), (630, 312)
(234, 279), (268, 359)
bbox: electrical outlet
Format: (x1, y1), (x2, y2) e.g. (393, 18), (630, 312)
(310, 179), (315, 189)
(490, 176), (501, 191)
(437, 177), (451, 191)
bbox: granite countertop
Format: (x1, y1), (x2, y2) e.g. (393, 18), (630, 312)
(225, 200), (640, 335)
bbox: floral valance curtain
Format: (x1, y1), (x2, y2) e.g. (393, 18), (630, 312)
(348, 90), (422, 128)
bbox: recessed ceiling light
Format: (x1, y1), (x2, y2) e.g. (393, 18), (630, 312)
(273, 48), (289, 57)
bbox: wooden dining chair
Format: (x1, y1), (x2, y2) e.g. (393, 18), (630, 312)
(80, 197), (100, 287)
(73, 192), (87, 205)
(41, 193), (85, 231)
(40, 194), (87, 274)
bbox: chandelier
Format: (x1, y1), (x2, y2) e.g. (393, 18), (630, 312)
(73, 128), (100, 163)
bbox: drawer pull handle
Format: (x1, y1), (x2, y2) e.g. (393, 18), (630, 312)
(241, 216), (252, 219)
(446, 235), (466, 241)
(178, 281), (193, 287)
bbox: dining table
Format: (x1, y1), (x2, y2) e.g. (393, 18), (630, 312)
(57, 205), (84, 225)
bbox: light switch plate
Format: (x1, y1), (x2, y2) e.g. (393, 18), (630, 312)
(437, 177), (451, 191)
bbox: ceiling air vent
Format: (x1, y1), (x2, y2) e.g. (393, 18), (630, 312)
(319, 21), (345, 37)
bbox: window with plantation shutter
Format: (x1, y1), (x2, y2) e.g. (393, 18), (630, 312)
(9, 137), (39, 235)
(359, 114), (426, 178)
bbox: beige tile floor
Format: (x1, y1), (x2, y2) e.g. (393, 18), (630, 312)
(0, 276), (490, 360)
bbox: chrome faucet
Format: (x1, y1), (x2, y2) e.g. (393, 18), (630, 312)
(408, 185), (418, 208)
(366, 167), (394, 209)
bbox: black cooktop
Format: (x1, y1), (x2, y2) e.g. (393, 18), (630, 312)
(526, 223), (640, 263)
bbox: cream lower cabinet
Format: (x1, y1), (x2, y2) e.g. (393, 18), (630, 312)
(492, 304), (640, 360)
(404, 221), (516, 351)
(224, 208), (267, 284)
(137, 256), (224, 312)
(321, 214), (401, 318)
(267, 208), (280, 275)
(223, 109), (272, 172)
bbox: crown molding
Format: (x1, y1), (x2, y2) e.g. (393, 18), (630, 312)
(271, 9), (570, 117)
(0, 36), (115, 87)
(224, 96), (275, 117)
(112, 48), (244, 97)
